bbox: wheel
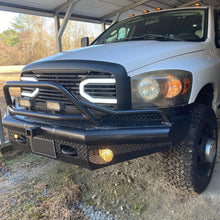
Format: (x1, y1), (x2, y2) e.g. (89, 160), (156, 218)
(161, 104), (217, 194)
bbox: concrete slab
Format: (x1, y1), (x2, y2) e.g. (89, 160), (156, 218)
(205, 161), (220, 202)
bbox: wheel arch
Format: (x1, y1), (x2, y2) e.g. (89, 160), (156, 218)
(194, 83), (215, 108)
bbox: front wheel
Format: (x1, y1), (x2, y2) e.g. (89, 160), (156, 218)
(161, 104), (217, 194)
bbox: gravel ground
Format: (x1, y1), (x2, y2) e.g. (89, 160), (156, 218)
(1, 149), (219, 219)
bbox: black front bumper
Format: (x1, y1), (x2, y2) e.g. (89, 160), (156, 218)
(3, 81), (191, 169)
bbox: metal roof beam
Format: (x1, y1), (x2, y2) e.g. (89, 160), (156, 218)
(111, 12), (121, 25)
(0, 1), (52, 17)
(53, 0), (78, 14)
(58, 1), (78, 38)
(101, 0), (151, 21)
(54, 1), (78, 52)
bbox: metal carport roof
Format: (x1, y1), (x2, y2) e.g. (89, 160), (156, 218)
(1, 0), (220, 52)
(1, 0), (220, 24)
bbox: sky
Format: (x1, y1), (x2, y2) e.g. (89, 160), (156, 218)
(0, 11), (19, 33)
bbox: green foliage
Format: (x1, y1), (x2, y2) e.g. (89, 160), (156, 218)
(0, 29), (20, 46)
(12, 14), (39, 32)
(133, 203), (146, 214)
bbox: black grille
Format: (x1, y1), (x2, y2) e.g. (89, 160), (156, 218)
(21, 71), (116, 111)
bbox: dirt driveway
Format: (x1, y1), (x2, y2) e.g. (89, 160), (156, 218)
(0, 144), (219, 219)
(0, 72), (219, 219)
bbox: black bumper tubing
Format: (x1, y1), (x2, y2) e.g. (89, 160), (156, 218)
(3, 81), (171, 126)
(3, 116), (171, 145)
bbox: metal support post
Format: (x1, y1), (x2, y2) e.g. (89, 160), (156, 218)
(101, 22), (106, 32)
(54, 0), (78, 53)
(0, 110), (5, 145)
(54, 14), (62, 52)
(0, 109), (11, 151)
(111, 13), (120, 25)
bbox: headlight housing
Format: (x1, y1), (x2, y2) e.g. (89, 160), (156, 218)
(131, 70), (192, 109)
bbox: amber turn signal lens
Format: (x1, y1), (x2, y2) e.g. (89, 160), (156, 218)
(181, 78), (191, 95)
(143, 10), (149, 14)
(129, 14), (135, 17)
(156, 8), (162, 11)
(195, 3), (201, 7)
(166, 75), (182, 98)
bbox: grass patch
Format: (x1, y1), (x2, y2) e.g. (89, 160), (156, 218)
(133, 203), (146, 214)
(0, 151), (86, 219)
(0, 65), (25, 74)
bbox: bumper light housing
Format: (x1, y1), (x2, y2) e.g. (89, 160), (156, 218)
(46, 101), (64, 112)
(89, 149), (114, 164)
(19, 98), (35, 108)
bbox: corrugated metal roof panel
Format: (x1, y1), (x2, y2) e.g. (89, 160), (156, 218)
(0, 0), (220, 23)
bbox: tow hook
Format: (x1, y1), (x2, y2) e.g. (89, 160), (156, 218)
(26, 127), (42, 138)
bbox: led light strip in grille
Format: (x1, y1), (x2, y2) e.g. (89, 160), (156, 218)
(79, 78), (117, 104)
(21, 77), (39, 98)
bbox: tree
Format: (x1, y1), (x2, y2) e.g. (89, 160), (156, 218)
(10, 14), (56, 63)
(0, 29), (20, 47)
(0, 14), (101, 65)
(0, 41), (22, 65)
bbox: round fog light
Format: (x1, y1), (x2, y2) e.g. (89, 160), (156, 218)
(89, 149), (114, 164)
(138, 78), (160, 101)
(99, 149), (114, 162)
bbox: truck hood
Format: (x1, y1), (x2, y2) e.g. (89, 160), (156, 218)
(34, 41), (205, 73)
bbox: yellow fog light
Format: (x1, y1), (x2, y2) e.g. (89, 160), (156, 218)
(99, 149), (114, 162)
(14, 134), (19, 139)
(89, 149), (114, 164)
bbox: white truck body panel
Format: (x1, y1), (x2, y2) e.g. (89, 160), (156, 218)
(29, 6), (220, 111)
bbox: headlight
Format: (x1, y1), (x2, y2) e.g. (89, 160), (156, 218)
(138, 78), (160, 101)
(131, 70), (192, 109)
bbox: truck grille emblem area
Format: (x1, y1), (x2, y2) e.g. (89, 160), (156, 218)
(20, 71), (117, 111)
(79, 78), (117, 104)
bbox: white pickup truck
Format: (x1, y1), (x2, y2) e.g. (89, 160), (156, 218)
(3, 5), (220, 194)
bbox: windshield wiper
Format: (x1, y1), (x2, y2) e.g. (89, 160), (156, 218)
(124, 34), (183, 41)
(96, 34), (183, 45)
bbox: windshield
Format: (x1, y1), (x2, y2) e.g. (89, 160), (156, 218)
(93, 9), (207, 44)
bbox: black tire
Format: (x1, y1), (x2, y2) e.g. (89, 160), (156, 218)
(161, 104), (217, 194)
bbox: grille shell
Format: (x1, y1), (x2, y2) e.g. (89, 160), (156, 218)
(21, 71), (117, 111)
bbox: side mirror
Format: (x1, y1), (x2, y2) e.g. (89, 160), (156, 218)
(81, 37), (89, 47)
